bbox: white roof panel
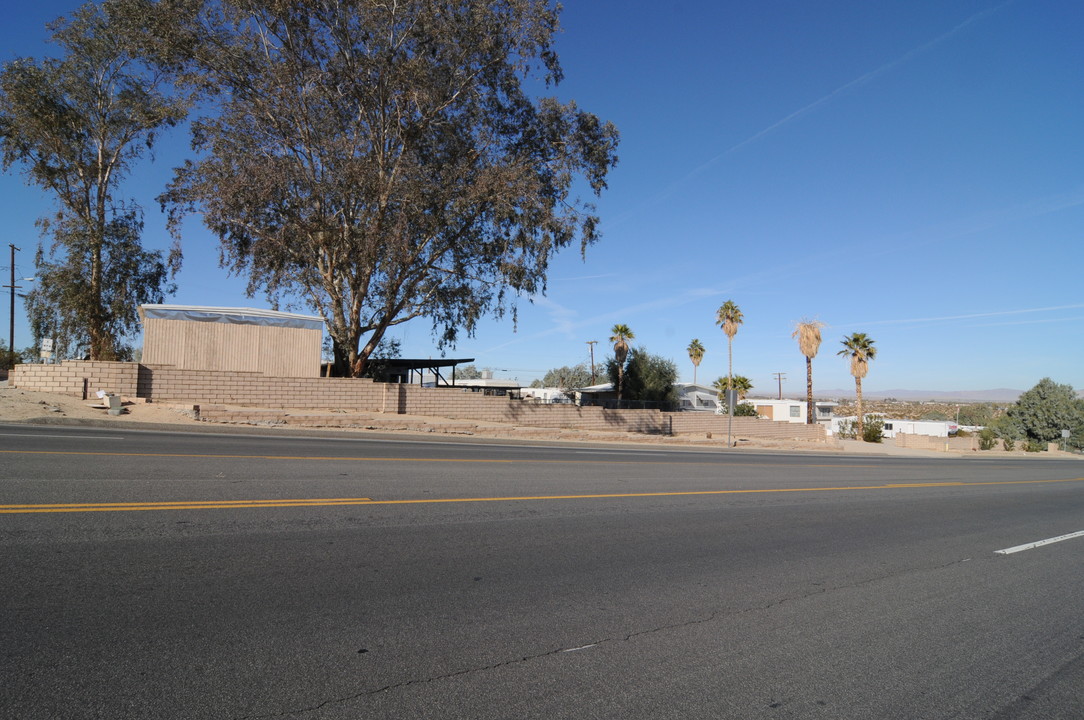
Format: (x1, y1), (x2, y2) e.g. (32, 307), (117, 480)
(139, 304), (324, 330)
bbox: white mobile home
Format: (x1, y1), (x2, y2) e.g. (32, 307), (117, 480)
(830, 416), (959, 438)
(752, 398), (838, 424)
(675, 383), (721, 412)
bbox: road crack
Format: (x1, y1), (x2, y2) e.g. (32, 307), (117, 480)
(232, 556), (977, 719)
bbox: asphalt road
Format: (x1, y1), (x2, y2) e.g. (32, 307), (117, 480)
(2, 423), (1083, 719)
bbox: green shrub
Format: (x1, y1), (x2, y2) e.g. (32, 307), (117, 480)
(1024, 440), (1045, 453)
(732, 403), (759, 417)
(835, 418), (857, 440)
(862, 417), (885, 443)
(978, 427), (997, 451)
(1002, 437), (1015, 452)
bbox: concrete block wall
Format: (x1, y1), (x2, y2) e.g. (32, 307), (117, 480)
(895, 433), (979, 452)
(11, 361), (138, 398)
(137, 365), (385, 409)
(668, 413), (827, 441)
(10, 361), (828, 441)
(388, 386), (660, 432)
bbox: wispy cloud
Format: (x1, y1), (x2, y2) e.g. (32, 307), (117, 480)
(483, 286), (731, 353)
(757, 183), (1084, 291)
(552, 273), (618, 284)
(530, 296), (581, 338)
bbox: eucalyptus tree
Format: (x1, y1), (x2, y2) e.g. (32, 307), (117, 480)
(0, 2), (186, 359)
(540, 364), (593, 393)
(687, 338), (705, 384)
(838, 332), (877, 437)
(610, 323), (634, 402)
(715, 300), (743, 392)
(792, 319), (824, 424)
(140, 0), (620, 377)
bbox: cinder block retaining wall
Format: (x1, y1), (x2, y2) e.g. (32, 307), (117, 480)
(11, 360), (827, 441)
(11, 361), (140, 398)
(895, 434), (1064, 454)
(895, 433), (979, 452)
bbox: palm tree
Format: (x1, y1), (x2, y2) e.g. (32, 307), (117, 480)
(837, 332), (877, 438)
(687, 339), (705, 384)
(792, 319), (824, 424)
(610, 324), (634, 403)
(713, 374), (753, 402)
(715, 300), (743, 395)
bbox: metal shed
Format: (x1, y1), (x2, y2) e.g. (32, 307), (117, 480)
(139, 304), (324, 377)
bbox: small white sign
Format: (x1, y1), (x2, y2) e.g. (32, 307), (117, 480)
(41, 338), (54, 352)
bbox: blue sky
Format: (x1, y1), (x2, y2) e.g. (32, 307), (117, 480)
(2, 0), (1082, 395)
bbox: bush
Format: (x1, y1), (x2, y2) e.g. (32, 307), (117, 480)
(1008, 378), (1083, 445)
(608, 349), (678, 407)
(862, 417), (885, 443)
(1024, 440), (1045, 453)
(978, 427), (997, 451)
(1002, 436), (1015, 452)
(835, 418), (857, 440)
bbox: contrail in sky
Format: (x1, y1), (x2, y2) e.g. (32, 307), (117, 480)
(838, 303), (1084, 329)
(719, 0), (1015, 157)
(613, 0), (1015, 227)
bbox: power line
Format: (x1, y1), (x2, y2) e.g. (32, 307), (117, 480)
(772, 372), (787, 399)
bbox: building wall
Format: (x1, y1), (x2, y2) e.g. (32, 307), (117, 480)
(753, 400), (808, 424)
(142, 318), (321, 377)
(11, 361), (828, 442)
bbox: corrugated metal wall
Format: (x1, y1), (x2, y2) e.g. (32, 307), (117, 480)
(142, 318), (320, 377)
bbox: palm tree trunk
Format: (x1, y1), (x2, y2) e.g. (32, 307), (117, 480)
(806, 356), (814, 424)
(727, 338), (733, 388)
(855, 377), (864, 438)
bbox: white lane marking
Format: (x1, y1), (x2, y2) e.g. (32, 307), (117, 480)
(995, 530), (1084, 555)
(561, 644), (598, 652)
(0, 432), (122, 440)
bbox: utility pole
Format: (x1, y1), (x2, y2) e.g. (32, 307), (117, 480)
(586, 340), (598, 383)
(772, 371), (787, 399)
(5, 244), (19, 364)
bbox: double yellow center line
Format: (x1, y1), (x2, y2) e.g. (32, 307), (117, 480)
(3, 477), (1082, 514)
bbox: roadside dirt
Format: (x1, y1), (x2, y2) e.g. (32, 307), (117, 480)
(0, 384), (835, 451)
(3, 385), (1076, 458)
(0, 386), (201, 425)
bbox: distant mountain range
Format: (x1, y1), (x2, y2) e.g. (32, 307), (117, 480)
(800, 388), (1028, 403)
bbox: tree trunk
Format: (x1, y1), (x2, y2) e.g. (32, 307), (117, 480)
(330, 324), (363, 378)
(855, 376), (864, 438)
(88, 233), (108, 360)
(727, 338), (733, 391)
(806, 356), (814, 424)
(353, 326), (389, 378)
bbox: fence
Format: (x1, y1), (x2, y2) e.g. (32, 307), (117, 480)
(11, 360), (828, 442)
